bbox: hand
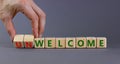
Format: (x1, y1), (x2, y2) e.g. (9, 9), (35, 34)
(0, 0), (46, 40)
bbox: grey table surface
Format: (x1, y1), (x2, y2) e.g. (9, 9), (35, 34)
(0, 42), (120, 64)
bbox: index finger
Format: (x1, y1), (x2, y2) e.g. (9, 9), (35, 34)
(20, 5), (39, 38)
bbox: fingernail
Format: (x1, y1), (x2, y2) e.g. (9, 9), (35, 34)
(35, 33), (38, 38)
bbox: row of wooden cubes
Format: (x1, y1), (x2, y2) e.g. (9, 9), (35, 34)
(13, 35), (107, 48)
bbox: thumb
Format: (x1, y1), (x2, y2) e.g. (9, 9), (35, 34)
(2, 17), (16, 41)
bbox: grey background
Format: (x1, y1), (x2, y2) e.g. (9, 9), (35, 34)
(0, 0), (120, 64)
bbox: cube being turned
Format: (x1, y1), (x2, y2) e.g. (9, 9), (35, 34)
(24, 35), (34, 48)
(13, 35), (24, 48)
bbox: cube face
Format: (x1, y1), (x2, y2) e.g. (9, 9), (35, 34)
(34, 38), (44, 48)
(66, 38), (75, 48)
(45, 38), (56, 48)
(97, 37), (107, 48)
(56, 38), (66, 48)
(76, 37), (86, 48)
(24, 35), (34, 48)
(13, 35), (24, 48)
(87, 37), (96, 48)
(14, 42), (24, 48)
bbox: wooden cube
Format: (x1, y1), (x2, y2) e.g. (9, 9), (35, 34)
(45, 38), (56, 48)
(66, 37), (75, 48)
(56, 38), (66, 48)
(97, 37), (107, 48)
(13, 35), (24, 48)
(34, 38), (44, 48)
(24, 35), (34, 48)
(86, 37), (96, 48)
(76, 37), (86, 48)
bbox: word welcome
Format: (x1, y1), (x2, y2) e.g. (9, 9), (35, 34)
(13, 35), (107, 48)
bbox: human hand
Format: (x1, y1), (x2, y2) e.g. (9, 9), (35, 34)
(0, 0), (46, 40)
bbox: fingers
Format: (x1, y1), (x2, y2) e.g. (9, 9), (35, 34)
(31, 1), (46, 37)
(2, 17), (16, 40)
(20, 5), (39, 38)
